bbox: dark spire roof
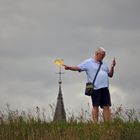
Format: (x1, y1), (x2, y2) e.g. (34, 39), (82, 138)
(53, 67), (66, 121)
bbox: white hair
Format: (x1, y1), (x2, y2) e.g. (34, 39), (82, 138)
(96, 47), (106, 53)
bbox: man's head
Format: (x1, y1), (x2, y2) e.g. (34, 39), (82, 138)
(95, 47), (106, 61)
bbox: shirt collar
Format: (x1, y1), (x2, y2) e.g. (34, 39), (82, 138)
(91, 57), (102, 64)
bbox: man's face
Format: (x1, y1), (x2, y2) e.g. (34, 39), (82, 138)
(96, 51), (106, 60)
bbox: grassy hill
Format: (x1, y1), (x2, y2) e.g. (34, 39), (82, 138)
(0, 106), (140, 140)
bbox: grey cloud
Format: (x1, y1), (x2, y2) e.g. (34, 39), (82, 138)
(0, 0), (140, 113)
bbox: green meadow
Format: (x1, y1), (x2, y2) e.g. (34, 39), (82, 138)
(0, 105), (140, 140)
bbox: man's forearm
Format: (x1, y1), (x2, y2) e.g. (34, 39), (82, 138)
(108, 66), (114, 77)
(63, 65), (80, 71)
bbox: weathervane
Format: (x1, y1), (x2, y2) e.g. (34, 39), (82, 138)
(53, 59), (66, 121)
(54, 59), (64, 84)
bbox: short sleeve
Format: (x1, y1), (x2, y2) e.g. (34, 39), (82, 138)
(77, 60), (89, 72)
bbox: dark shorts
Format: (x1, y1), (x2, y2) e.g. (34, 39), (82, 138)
(91, 87), (111, 108)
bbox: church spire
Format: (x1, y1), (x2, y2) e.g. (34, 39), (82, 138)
(53, 61), (66, 121)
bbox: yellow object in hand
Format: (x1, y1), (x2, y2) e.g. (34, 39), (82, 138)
(54, 59), (64, 67)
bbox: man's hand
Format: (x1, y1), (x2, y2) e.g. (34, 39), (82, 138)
(108, 58), (116, 77)
(63, 65), (70, 70)
(111, 58), (116, 68)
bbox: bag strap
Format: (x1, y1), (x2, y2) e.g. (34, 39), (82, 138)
(92, 61), (102, 85)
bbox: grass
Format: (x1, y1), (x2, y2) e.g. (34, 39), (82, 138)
(0, 105), (140, 140)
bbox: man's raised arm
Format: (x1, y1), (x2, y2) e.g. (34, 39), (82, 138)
(63, 65), (80, 71)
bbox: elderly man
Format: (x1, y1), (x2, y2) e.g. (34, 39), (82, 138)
(63, 47), (116, 123)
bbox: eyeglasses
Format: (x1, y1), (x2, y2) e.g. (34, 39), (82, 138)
(98, 52), (105, 55)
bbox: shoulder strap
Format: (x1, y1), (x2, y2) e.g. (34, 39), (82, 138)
(92, 61), (102, 85)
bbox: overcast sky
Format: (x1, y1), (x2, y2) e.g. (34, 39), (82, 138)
(0, 0), (140, 117)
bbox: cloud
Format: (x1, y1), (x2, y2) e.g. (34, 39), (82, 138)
(0, 0), (140, 117)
